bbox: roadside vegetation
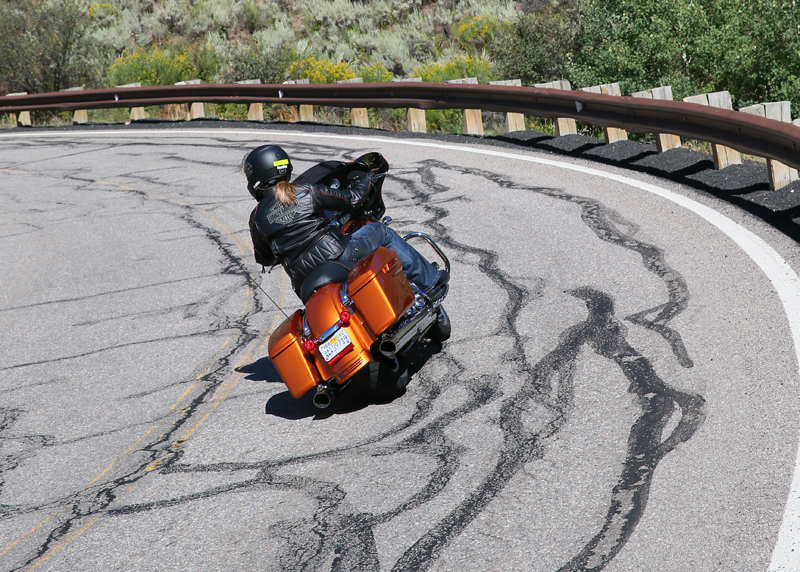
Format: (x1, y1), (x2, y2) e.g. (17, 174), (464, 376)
(1, 0), (800, 131)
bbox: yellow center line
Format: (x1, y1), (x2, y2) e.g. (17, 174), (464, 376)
(24, 518), (99, 572)
(0, 514), (54, 558)
(147, 191), (254, 259)
(95, 180), (134, 191)
(171, 313), (278, 449)
(169, 384), (196, 412)
(86, 425), (158, 487)
(196, 208), (250, 258)
(193, 337), (232, 381)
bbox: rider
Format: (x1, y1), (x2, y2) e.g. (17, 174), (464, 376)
(244, 144), (449, 300)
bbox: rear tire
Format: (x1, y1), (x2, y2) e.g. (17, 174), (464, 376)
(357, 355), (409, 400)
(426, 306), (451, 342)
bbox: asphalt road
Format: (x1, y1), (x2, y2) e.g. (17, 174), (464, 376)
(2, 126), (800, 571)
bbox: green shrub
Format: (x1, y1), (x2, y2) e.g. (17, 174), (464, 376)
(87, 2), (115, 20)
(452, 13), (507, 55)
(490, 6), (579, 86)
(411, 55), (495, 84)
(205, 103), (249, 120)
(182, 0), (242, 39)
(106, 47), (199, 87)
(564, 0), (800, 115)
(213, 18), (295, 84)
(568, 0), (714, 99)
(286, 56), (356, 83)
(0, 0), (93, 94)
(215, 41), (295, 84)
(188, 44), (221, 82)
(358, 62), (392, 83)
(241, 0), (281, 33)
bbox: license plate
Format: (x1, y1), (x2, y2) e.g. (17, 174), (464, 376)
(318, 328), (353, 363)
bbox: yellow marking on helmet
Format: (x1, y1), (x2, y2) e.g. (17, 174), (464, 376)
(273, 159), (289, 166)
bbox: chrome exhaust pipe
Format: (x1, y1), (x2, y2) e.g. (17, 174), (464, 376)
(378, 340), (397, 360)
(376, 303), (439, 362)
(312, 385), (336, 409)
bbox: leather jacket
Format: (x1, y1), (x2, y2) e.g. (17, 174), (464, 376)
(249, 175), (371, 295)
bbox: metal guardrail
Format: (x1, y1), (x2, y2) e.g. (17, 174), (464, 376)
(2, 82), (800, 171)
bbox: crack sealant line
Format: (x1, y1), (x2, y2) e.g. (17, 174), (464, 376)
(7, 128), (800, 570)
(24, 518), (99, 572)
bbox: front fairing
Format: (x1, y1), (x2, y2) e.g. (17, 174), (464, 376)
(294, 152), (388, 226)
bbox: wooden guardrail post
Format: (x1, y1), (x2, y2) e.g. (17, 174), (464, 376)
(534, 80), (577, 136)
(740, 101), (799, 189)
(283, 79), (313, 121)
(446, 77), (483, 135)
(60, 87), (88, 123)
(398, 77), (426, 133)
(281, 80), (300, 122)
(116, 83), (146, 121)
(630, 86), (681, 152)
(683, 91), (741, 169)
(579, 82), (628, 143)
(336, 77), (369, 128)
(6, 92), (32, 126)
(174, 79), (204, 120)
(236, 79), (263, 120)
(489, 79), (526, 132)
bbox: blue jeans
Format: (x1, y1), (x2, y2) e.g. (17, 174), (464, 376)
(339, 223), (441, 293)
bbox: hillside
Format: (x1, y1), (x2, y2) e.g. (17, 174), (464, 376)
(2, 0), (799, 129)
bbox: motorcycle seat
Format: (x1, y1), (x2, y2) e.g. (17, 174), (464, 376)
(300, 259), (357, 303)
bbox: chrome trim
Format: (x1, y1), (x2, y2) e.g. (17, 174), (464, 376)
(410, 282), (448, 309)
(432, 285), (449, 307)
(409, 283), (427, 306)
(301, 312), (311, 338)
(340, 282), (351, 308)
(403, 232), (450, 274)
(381, 216), (392, 225)
(316, 321), (342, 344)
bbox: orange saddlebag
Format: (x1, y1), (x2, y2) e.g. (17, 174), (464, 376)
(268, 310), (321, 398)
(347, 247), (415, 335)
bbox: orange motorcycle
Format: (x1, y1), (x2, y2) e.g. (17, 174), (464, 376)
(267, 152), (450, 408)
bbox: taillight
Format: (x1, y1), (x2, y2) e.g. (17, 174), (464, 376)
(339, 310), (351, 326)
(303, 339), (316, 352)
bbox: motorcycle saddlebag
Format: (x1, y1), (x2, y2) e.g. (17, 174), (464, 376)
(347, 247), (415, 335)
(268, 310), (321, 398)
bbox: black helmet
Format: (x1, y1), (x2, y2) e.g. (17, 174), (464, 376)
(241, 145), (293, 200)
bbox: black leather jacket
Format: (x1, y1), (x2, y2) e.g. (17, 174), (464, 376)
(249, 176), (371, 295)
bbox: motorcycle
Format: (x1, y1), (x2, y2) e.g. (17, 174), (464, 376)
(267, 152), (451, 409)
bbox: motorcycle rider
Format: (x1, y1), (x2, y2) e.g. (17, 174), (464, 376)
(243, 144), (449, 300)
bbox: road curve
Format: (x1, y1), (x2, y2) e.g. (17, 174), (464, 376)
(1, 127), (799, 572)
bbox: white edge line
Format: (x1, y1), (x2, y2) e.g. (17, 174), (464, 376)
(3, 128), (799, 568)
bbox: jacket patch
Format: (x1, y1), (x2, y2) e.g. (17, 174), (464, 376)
(267, 201), (299, 224)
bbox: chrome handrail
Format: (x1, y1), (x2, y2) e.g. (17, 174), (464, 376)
(403, 232), (451, 274)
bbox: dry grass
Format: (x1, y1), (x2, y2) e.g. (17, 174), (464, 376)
(0, 113), (17, 129)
